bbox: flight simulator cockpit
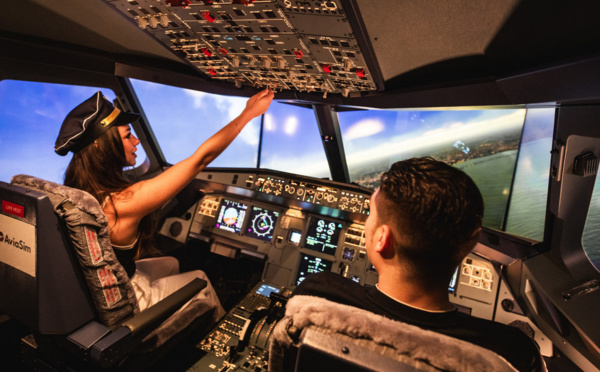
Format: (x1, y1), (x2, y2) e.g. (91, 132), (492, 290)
(2, 0), (600, 371)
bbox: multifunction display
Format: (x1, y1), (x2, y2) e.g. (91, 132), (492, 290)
(215, 199), (248, 234)
(304, 217), (342, 256)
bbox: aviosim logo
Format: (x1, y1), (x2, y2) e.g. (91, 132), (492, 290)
(0, 230), (32, 253)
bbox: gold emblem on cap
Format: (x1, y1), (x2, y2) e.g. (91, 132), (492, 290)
(101, 108), (121, 126)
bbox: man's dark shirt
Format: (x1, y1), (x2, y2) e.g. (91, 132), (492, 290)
(293, 272), (542, 372)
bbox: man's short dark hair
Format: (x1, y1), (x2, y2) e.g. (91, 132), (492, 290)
(376, 157), (484, 283)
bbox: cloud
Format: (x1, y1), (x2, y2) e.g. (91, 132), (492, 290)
(344, 119), (385, 140)
(284, 116), (298, 135)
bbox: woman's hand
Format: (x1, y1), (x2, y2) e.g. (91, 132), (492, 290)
(242, 89), (275, 120)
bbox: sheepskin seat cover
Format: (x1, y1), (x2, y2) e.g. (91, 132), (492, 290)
(269, 295), (517, 372)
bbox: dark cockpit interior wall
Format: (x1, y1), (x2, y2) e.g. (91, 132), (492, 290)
(2, 1), (600, 371)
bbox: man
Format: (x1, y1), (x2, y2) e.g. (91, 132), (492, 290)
(293, 157), (543, 371)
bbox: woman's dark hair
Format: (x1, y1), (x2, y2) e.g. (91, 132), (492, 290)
(377, 157), (484, 284)
(64, 126), (158, 258)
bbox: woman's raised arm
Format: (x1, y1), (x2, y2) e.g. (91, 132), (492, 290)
(114, 88), (274, 223)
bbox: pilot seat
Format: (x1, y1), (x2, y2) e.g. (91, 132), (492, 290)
(0, 175), (217, 371)
(268, 295), (520, 372)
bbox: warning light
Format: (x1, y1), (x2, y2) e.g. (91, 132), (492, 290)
(355, 68), (365, 78)
(219, 47), (228, 56)
(293, 49), (304, 59)
(200, 0), (212, 4)
(208, 69), (217, 76)
(202, 11), (215, 23)
(165, 0), (191, 7)
(201, 48), (213, 57)
(233, 0), (255, 5)
(322, 64), (331, 73)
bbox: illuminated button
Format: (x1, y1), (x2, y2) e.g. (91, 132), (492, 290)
(462, 265), (472, 275)
(202, 11), (215, 22)
(201, 48), (213, 57)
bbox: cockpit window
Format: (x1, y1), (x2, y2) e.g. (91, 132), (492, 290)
(260, 102), (331, 179)
(505, 108), (556, 241)
(0, 80), (146, 184)
(583, 174), (600, 271)
(130, 79), (261, 168)
(337, 108), (526, 229)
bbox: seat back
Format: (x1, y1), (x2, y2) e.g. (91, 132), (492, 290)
(269, 295), (518, 372)
(0, 180), (95, 334)
(3, 175), (138, 333)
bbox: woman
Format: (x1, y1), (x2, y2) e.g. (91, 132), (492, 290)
(55, 88), (274, 317)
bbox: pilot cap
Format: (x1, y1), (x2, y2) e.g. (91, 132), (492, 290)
(54, 91), (140, 156)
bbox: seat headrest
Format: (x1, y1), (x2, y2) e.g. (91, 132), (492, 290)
(11, 174), (106, 223)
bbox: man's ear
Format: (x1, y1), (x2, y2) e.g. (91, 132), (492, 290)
(374, 224), (395, 258)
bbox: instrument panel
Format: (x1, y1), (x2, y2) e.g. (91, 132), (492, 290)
(106, 0), (379, 96)
(188, 192), (375, 288)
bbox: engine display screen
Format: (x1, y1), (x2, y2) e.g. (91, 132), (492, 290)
(215, 199), (248, 234)
(255, 283), (280, 297)
(304, 217), (342, 256)
(245, 206), (280, 242)
(295, 253), (333, 286)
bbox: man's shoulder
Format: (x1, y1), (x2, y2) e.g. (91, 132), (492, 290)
(292, 272), (368, 307)
(452, 312), (543, 370)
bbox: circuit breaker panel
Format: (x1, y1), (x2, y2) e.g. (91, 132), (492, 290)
(106, 0), (378, 97)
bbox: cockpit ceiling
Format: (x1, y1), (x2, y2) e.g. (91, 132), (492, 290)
(2, 0), (600, 104)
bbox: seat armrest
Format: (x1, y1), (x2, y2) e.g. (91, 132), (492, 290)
(90, 278), (206, 368)
(124, 278), (207, 338)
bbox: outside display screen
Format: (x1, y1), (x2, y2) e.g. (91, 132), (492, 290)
(215, 199), (248, 234)
(304, 217), (342, 256)
(295, 253), (333, 286)
(245, 206), (280, 242)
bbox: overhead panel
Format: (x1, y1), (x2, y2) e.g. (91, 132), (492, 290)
(106, 0), (378, 97)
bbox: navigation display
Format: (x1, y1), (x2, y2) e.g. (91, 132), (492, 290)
(304, 217), (342, 256)
(215, 199), (248, 234)
(295, 253), (333, 286)
(245, 206), (280, 242)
